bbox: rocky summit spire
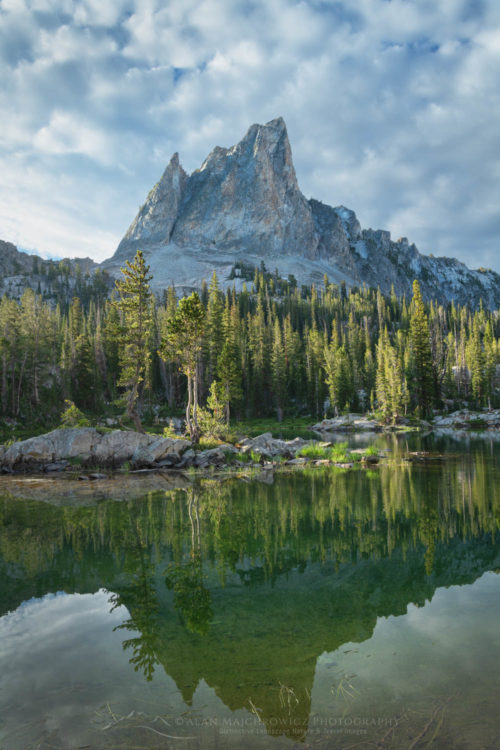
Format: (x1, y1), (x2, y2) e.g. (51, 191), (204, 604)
(170, 116), (316, 257)
(112, 152), (188, 266)
(103, 118), (500, 309)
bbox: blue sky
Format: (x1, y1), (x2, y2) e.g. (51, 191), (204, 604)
(1, 0), (499, 270)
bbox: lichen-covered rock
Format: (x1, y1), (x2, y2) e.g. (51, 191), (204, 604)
(44, 462), (69, 472)
(3, 428), (100, 467)
(0, 428), (193, 471)
(92, 430), (153, 464)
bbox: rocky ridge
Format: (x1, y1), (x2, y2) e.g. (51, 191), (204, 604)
(104, 117), (500, 308)
(0, 239), (112, 303)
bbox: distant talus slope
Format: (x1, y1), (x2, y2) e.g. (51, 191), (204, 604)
(104, 117), (500, 308)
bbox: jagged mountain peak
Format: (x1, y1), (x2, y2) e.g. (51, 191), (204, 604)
(242, 116), (289, 150)
(114, 149), (188, 262)
(102, 118), (500, 309)
(159, 151), (185, 181)
(241, 117), (293, 167)
(237, 116), (288, 147)
(197, 116), (293, 177)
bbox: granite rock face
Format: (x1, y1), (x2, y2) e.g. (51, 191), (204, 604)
(104, 118), (500, 308)
(1, 428), (191, 471)
(111, 153), (188, 267)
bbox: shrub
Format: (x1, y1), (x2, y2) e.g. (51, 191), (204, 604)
(196, 436), (221, 451)
(163, 424), (182, 438)
(329, 442), (349, 463)
(60, 400), (91, 428)
(297, 444), (331, 460)
(297, 441), (351, 462)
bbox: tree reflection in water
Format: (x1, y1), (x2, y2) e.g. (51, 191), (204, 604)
(165, 490), (213, 635)
(107, 522), (162, 681)
(0, 440), (499, 739)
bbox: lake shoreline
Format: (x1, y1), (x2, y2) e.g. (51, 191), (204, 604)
(1, 408), (499, 479)
(0, 449), (451, 506)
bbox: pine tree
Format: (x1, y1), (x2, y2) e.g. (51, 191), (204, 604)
(216, 340), (242, 425)
(247, 297), (269, 415)
(467, 314), (485, 406)
(102, 297), (121, 398)
(324, 322), (352, 413)
(270, 318), (286, 421)
(376, 327), (406, 424)
(205, 271), (224, 384)
(160, 292), (205, 441)
(114, 250), (153, 432)
(483, 320), (496, 408)
(282, 313), (303, 409)
(305, 323), (326, 417)
(409, 280), (435, 416)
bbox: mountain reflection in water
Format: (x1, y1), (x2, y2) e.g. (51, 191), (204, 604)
(0, 435), (499, 747)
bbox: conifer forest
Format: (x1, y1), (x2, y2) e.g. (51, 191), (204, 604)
(1, 251), (499, 432)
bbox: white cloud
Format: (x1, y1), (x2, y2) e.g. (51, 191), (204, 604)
(33, 111), (111, 162)
(0, 0), (499, 271)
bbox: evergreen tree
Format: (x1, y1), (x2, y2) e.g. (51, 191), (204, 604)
(324, 323), (352, 413)
(467, 314), (485, 406)
(205, 271), (224, 384)
(216, 340), (242, 425)
(270, 318), (286, 421)
(160, 292), (206, 441)
(282, 313), (304, 409)
(376, 327), (406, 424)
(305, 323), (326, 417)
(114, 250), (153, 432)
(483, 320), (497, 408)
(409, 280), (435, 416)
(102, 297), (121, 398)
(247, 297), (270, 415)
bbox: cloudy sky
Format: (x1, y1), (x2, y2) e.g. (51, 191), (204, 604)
(1, 0), (499, 270)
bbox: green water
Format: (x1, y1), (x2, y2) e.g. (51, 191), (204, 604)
(0, 434), (499, 749)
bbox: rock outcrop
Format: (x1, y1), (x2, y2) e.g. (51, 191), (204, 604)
(0, 429), (326, 474)
(432, 409), (500, 428)
(103, 117), (500, 309)
(0, 428), (191, 472)
(0, 239), (110, 303)
(238, 432), (308, 458)
(312, 414), (382, 433)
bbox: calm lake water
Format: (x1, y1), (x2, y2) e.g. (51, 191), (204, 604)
(0, 433), (499, 749)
